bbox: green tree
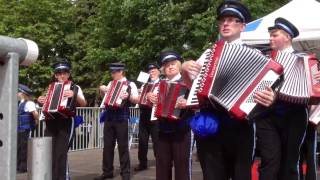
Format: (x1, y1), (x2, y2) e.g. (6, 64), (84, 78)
(0, 0), (74, 95)
(0, 0), (289, 105)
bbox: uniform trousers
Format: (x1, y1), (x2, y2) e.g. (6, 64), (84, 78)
(138, 108), (159, 167)
(45, 118), (74, 180)
(17, 130), (31, 172)
(256, 104), (307, 180)
(102, 120), (130, 180)
(299, 123), (318, 180)
(196, 119), (255, 180)
(156, 130), (192, 180)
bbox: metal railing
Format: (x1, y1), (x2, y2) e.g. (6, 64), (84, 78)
(34, 107), (140, 151)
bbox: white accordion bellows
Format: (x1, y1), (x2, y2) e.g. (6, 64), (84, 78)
(272, 51), (320, 105)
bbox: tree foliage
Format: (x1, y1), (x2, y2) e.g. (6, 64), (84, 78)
(0, 0), (289, 106)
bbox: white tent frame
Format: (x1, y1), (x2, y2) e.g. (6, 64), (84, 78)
(241, 0), (320, 55)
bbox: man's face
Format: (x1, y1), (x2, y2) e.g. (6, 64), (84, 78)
(148, 68), (160, 80)
(218, 16), (245, 42)
(269, 29), (291, 50)
(55, 71), (70, 82)
(111, 70), (123, 80)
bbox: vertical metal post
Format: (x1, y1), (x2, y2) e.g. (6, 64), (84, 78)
(0, 35), (38, 180)
(27, 137), (52, 180)
(0, 53), (20, 180)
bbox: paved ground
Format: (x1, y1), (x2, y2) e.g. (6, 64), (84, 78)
(16, 148), (320, 180)
(17, 148), (203, 180)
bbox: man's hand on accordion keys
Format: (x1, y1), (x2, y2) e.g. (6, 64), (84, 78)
(63, 90), (74, 98)
(99, 85), (109, 96)
(175, 96), (187, 109)
(146, 92), (158, 104)
(182, 60), (201, 79)
(253, 87), (275, 107)
(181, 60), (201, 88)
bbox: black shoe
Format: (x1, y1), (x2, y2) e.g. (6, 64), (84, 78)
(134, 165), (147, 171)
(122, 175), (131, 180)
(93, 174), (114, 180)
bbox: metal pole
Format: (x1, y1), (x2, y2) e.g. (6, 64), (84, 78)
(0, 35), (38, 180)
(27, 137), (52, 180)
(0, 53), (20, 180)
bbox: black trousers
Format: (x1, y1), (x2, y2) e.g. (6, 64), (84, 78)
(256, 105), (307, 180)
(196, 120), (255, 180)
(102, 120), (130, 180)
(138, 108), (159, 167)
(299, 123), (318, 180)
(45, 119), (74, 180)
(17, 130), (30, 172)
(156, 130), (192, 180)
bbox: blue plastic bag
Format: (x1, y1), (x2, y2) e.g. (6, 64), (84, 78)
(74, 115), (84, 128)
(129, 117), (139, 124)
(99, 110), (108, 123)
(189, 111), (219, 137)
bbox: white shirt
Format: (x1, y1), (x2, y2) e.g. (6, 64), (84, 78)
(150, 78), (160, 83)
(76, 85), (85, 101)
(281, 46), (295, 53)
(165, 73), (182, 82)
(20, 99), (37, 112)
(228, 38), (244, 45)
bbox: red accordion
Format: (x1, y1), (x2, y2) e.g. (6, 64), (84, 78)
(155, 80), (187, 120)
(139, 83), (158, 108)
(42, 81), (78, 119)
(101, 80), (128, 108)
(197, 40), (284, 119)
(271, 51), (320, 104)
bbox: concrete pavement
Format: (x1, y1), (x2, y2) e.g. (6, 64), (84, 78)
(17, 148), (203, 180)
(16, 148), (320, 180)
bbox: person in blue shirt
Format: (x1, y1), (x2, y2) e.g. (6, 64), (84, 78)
(17, 84), (39, 173)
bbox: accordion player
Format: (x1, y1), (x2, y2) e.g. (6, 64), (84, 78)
(154, 80), (188, 120)
(139, 82), (158, 108)
(42, 80), (78, 119)
(271, 51), (320, 104)
(195, 40), (284, 119)
(100, 80), (128, 108)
